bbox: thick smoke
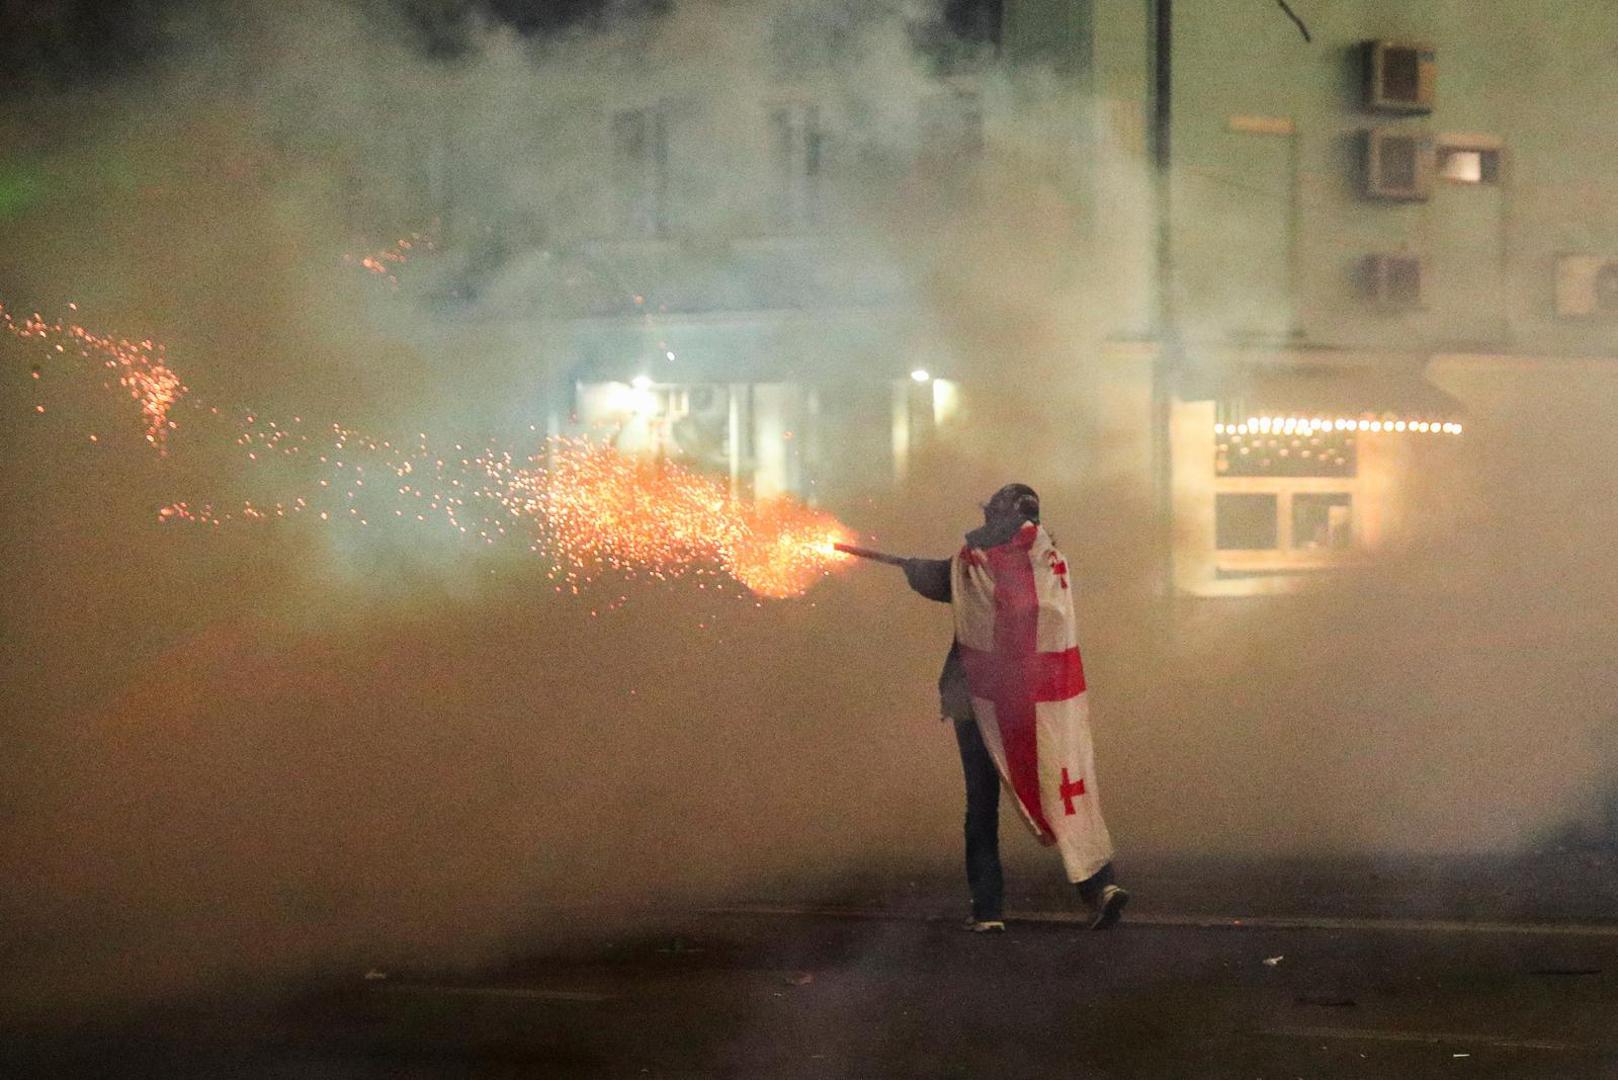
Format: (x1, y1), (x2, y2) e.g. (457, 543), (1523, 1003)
(2, 0), (1615, 1017)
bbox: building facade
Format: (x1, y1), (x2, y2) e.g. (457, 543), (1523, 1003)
(344, 0), (1618, 599)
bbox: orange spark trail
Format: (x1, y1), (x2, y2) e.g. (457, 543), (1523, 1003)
(343, 228), (436, 287)
(3, 301), (187, 451)
(531, 439), (856, 598)
(7, 299), (856, 600)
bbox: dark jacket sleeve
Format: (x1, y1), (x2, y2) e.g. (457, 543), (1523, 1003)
(901, 557), (952, 604)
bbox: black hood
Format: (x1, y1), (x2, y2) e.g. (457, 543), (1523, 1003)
(965, 516), (1030, 550)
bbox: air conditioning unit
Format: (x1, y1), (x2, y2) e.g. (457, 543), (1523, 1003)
(1362, 254), (1424, 310)
(1364, 41), (1436, 113)
(1364, 129), (1434, 201)
(1555, 255), (1618, 318)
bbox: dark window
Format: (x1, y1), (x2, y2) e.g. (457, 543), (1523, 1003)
(1293, 493), (1354, 550)
(612, 107), (669, 238)
(944, 0), (1003, 47)
(770, 103), (824, 229)
(1384, 257), (1422, 307)
(1598, 263), (1618, 313)
(1363, 254), (1423, 310)
(1216, 494), (1279, 550)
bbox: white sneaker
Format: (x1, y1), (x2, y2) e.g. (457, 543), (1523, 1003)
(1088, 885), (1129, 931)
(962, 918), (1007, 933)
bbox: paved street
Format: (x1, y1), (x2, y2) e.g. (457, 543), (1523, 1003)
(7, 870), (1618, 1080)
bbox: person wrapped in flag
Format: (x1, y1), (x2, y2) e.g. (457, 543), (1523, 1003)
(900, 484), (1128, 932)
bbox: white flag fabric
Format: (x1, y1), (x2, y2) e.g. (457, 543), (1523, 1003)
(950, 522), (1114, 884)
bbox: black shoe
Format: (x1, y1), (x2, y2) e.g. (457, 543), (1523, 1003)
(1088, 885), (1129, 930)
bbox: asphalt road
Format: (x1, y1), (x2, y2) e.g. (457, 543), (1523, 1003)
(8, 897), (1618, 1079)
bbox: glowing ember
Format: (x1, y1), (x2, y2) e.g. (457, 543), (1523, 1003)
(730, 499), (856, 600)
(7, 297), (856, 599)
(344, 228), (436, 286)
(536, 439), (855, 598)
(2, 302), (187, 451)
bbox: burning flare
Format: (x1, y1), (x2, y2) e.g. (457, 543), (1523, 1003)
(6, 298), (855, 600)
(537, 439), (856, 598)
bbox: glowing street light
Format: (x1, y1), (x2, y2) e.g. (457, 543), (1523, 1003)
(910, 368), (931, 383)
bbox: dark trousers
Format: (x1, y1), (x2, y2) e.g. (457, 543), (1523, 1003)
(953, 716), (1115, 920)
(954, 717), (1004, 921)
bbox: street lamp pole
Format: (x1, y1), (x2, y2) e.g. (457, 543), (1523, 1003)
(1150, 0), (1179, 600)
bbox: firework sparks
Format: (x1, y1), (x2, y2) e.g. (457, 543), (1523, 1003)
(3, 301), (187, 451)
(344, 228), (437, 287)
(728, 497), (856, 600)
(7, 299), (856, 600)
(535, 440), (855, 598)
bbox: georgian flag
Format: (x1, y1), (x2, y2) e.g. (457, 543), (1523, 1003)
(951, 521), (1115, 884)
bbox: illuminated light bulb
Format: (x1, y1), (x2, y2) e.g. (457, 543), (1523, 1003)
(1394, 421), (1407, 432)
(1358, 420), (1370, 431)
(910, 369), (931, 383)
(631, 374), (653, 390)
(1214, 423), (1226, 435)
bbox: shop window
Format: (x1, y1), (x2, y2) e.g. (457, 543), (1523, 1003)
(1292, 492), (1354, 550)
(1209, 413), (1368, 577)
(1216, 493), (1279, 550)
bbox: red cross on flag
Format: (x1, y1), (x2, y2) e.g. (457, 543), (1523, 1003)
(952, 522), (1115, 884)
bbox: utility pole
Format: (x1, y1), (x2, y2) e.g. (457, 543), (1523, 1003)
(1149, 0), (1178, 601)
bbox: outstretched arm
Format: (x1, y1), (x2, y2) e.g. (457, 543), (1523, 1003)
(901, 557), (952, 603)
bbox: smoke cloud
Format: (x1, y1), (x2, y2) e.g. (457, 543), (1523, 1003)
(2, 0), (1614, 1017)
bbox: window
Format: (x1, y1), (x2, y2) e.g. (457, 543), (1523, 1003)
(1211, 413), (1363, 568)
(1438, 147), (1500, 185)
(1216, 494), (1279, 551)
(943, 0), (1003, 47)
(770, 102), (823, 229)
(611, 107), (669, 238)
(1292, 493), (1354, 550)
